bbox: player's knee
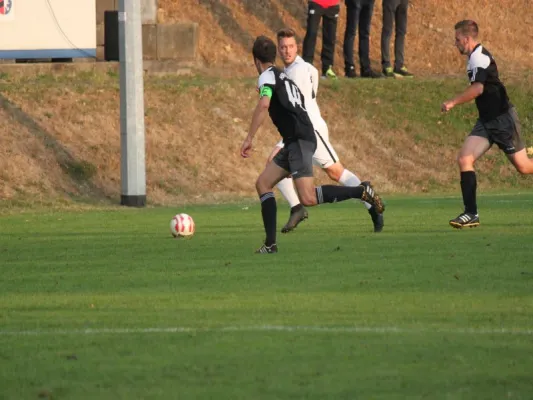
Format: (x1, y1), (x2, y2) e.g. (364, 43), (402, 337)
(255, 176), (270, 194)
(255, 178), (263, 194)
(457, 155), (474, 170)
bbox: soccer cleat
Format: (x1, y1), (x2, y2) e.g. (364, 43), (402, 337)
(322, 66), (338, 80)
(255, 243), (278, 254)
(393, 66), (414, 78)
(360, 181), (385, 214)
(368, 206), (384, 233)
(281, 206), (309, 233)
(449, 213), (480, 229)
(360, 69), (383, 78)
(383, 66), (395, 78)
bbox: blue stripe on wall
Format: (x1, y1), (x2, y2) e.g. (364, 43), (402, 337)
(0, 49), (96, 59)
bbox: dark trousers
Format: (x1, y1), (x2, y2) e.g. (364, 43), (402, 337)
(343, 0), (375, 74)
(381, 0), (409, 70)
(302, 2), (340, 75)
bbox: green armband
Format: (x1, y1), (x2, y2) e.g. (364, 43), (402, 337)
(259, 86), (273, 99)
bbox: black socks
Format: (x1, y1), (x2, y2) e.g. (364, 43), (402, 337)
(315, 185), (364, 204)
(460, 171), (477, 214)
(260, 192), (277, 246)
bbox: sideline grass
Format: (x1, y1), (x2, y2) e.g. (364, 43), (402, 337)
(1, 194), (533, 399)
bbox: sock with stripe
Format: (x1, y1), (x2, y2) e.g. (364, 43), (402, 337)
(315, 185), (364, 204)
(338, 169), (372, 210)
(259, 192), (277, 246)
(460, 171), (477, 214)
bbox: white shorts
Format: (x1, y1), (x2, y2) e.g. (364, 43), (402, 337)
(276, 126), (339, 169)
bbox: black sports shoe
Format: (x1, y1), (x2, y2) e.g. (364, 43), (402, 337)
(368, 206), (384, 233)
(360, 181), (385, 214)
(449, 213), (480, 229)
(360, 69), (383, 78)
(255, 243), (278, 254)
(281, 206), (308, 233)
(345, 66), (357, 78)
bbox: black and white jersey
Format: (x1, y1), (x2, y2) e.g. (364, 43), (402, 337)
(257, 66), (315, 144)
(467, 44), (511, 121)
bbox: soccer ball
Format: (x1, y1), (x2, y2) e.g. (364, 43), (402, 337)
(170, 213), (195, 238)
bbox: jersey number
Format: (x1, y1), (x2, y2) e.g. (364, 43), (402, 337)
(284, 80), (305, 110)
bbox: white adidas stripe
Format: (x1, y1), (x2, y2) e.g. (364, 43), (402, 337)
(0, 325), (531, 336)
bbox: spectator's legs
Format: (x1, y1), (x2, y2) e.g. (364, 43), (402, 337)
(381, 0), (397, 70)
(343, 0), (362, 74)
(394, 0), (409, 70)
(303, 2), (324, 66)
(358, 0), (375, 74)
(321, 4), (340, 75)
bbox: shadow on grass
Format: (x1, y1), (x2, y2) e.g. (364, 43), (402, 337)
(0, 93), (111, 203)
(199, 0), (307, 50)
(198, 0), (255, 51)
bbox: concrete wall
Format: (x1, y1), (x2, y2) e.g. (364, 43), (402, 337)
(141, 24), (198, 61)
(95, 0), (197, 64)
(95, 0), (157, 24)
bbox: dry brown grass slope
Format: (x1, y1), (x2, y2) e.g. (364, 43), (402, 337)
(1, 72), (530, 206)
(1, 76), (287, 205)
(161, 0), (533, 76)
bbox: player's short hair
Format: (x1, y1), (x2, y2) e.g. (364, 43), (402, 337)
(252, 36), (277, 64)
(454, 20), (479, 38)
(276, 28), (297, 42)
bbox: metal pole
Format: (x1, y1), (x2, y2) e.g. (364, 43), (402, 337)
(118, 0), (146, 207)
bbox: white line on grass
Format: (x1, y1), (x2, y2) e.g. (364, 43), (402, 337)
(1, 325), (532, 336)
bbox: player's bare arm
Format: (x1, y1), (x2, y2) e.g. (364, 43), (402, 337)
(241, 96), (271, 158)
(441, 82), (484, 112)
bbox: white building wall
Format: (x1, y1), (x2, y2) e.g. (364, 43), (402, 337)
(0, 0), (96, 58)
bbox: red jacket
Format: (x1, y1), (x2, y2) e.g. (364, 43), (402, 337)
(310, 0), (340, 7)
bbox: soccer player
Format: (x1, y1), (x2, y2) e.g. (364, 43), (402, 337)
(442, 20), (533, 229)
(241, 36), (385, 253)
(270, 28), (384, 234)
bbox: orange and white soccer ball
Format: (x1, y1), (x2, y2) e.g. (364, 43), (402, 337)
(170, 213), (195, 238)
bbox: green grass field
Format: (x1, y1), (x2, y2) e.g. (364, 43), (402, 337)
(1, 194), (533, 399)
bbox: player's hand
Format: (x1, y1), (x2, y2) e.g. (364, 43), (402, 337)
(241, 137), (253, 158)
(441, 100), (455, 113)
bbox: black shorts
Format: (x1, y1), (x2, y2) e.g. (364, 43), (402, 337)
(273, 139), (317, 179)
(469, 107), (524, 155)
